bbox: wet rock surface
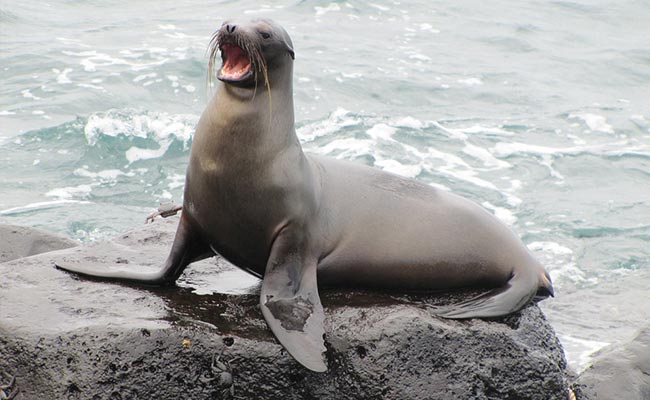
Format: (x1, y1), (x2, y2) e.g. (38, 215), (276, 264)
(574, 325), (650, 400)
(1, 217), (570, 399)
(0, 224), (77, 263)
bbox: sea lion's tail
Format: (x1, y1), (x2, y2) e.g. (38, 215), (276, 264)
(436, 263), (554, 319)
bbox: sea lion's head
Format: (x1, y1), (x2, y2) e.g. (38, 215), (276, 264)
(208, 19), (295, 89)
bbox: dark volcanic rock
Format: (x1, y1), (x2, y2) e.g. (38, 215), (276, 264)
(574, 326), (650, 400)
(0, 224), (77, 263)
(0, 217), (570, 399)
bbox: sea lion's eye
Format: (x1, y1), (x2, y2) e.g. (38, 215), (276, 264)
(261, 32), (271, 39)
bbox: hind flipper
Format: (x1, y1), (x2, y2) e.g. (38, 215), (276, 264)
(435, 270), (539, 319)
(259, 226), (327, 372)
(56, 215), (212, 286)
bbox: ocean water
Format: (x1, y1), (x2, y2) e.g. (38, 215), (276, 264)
(2, 0), (649, 373)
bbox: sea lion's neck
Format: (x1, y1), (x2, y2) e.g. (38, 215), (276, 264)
(209, 67), (297, 157)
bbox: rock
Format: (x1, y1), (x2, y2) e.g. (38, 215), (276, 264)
(0, 224), (77, 263)
(574, 326), (650, 400)
(0, 217), (571, 399)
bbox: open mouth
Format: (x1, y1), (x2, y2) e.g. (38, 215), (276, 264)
(218, 43), (252, 82)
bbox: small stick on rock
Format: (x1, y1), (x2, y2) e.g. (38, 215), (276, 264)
(145, 202), (183, 224)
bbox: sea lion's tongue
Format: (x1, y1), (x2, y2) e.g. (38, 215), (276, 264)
(221, 44), (252, 80)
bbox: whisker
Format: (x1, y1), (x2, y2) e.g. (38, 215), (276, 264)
(206, 28), (273, 119)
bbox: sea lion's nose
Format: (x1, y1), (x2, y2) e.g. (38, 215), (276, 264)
(226, 24), (236, 33)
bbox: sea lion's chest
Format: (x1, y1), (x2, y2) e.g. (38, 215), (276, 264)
(186, 156), (279, 249)
(184, 139), (308, 271)
(183, 94), (310, 269)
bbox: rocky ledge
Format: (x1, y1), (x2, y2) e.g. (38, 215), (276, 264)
(0, 224), (76, 263)
(573, 325), (650, 400)
(0, 217), (570, 399)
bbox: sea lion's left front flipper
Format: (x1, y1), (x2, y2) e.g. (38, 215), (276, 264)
(56, 214), (211, 286)
(260, 227), (327, 372)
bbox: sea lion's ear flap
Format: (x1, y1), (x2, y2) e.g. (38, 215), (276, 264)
(287, 45), (295, 60)
(259, 227), (326, 372)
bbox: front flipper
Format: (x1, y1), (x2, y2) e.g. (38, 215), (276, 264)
(56, 215), (212, 286)
(260, 227), (327, 372)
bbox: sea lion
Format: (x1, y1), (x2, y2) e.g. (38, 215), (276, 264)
(56, 19), (554, 372)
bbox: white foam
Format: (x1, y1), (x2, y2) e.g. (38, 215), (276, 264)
(243, 8), (278, 15)
(315, 3), (341, 16)
(559, 335), (610, 373)
(391, 116), (425, 129)
(63, 50), (130, 72)
(503, 179), (523, 206)
(402, 142), (501, 191)
(167, 173), (185, 190)
(62, 49), (170, 73)
(369, 3), (390, 11)
(83, 111), (196, 157)
(77, 83), (104, 90)
(45, 184), (93, 200)
(491, 141), (637, 157)
(439, 163), (499, 191)
(431, 121), (467, 140)
(366, 123), (397, 141)
(297, 107), (358, 142)
(482, 201), (517, 225)
(567, 134), (586, 145)
(301, 114), (531, 205)
(53, 68), (72, 84)
(419, 23), (440, 33)
(508, 179), (522, 191)
(21, 89), (42, 100)
(462, 143), (511, 169)
(429, 182), (451, 191)
(461, 125), (514, 136)
(528, 241), (573, 256)
(0, 200), (91, 216)
(126, 140), (172, 163)
(73, 168), (134, 181)
(82, 111), (197, 164)
(315, 137), (374, 159)
(84, 114), (132, 144)
(408, 53), (431, 61)
(458, 77), (483, 86)
(569, 113), (614, 134)
(375, 159), (422, 178)
(56, 37), (90, 48)
(341, 72), (363, 79)
(527, 241), (589, 286)
(133, 73), (157, 82)
(0, 110), (16, 116)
